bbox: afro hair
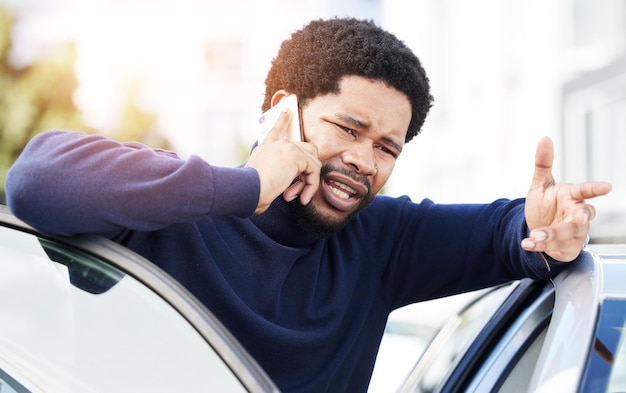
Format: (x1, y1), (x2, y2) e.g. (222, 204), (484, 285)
(263, 17), (433, 143)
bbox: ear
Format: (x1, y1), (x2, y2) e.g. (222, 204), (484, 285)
(270, 90), (291, 107)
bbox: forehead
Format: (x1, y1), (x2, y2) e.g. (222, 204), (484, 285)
(312, 76), (412, 143)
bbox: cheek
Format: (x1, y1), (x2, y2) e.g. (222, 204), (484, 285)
(301, 114), (345, 159)
(372, 165), (394, 194)
(307, 134), (342, 162)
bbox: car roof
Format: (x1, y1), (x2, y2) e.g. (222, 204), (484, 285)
(531, 243), (626, 392)
(395, 242), (626, 393)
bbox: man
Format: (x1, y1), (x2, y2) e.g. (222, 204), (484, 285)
(5, 18), (611, 392)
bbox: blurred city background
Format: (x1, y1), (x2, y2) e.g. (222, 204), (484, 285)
(0, 0), (625, 391)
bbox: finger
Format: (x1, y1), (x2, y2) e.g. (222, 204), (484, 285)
(564, 204), (595, 224)
(293, 140), (319, 157)
(283, 179), (305, 202)
(298, 172), (320, 205)
(529, 136), (555, 191)
(566, 181), (613, 201)
(296, 155), (322, 205)
(281, 143), (321, 204)
(263, 109), (292, 143)
(521, 229), (588, 262)
(282, 170), (320, 205)
(296, 149), (322, 205)
(521, 207), (591, 257)
(534, 206), (591, 242)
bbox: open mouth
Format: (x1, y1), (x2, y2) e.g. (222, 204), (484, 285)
(328, 180), (357, 199)
(319, 169), (370, 212)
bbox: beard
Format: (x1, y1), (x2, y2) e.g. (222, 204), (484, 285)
(288, 164), (373, 238)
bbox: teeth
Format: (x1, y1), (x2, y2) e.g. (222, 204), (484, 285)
(329, 181), (356, 199)
(331, 188), (350, 199)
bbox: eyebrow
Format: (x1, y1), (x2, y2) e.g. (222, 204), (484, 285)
(335, 113), (404, 153)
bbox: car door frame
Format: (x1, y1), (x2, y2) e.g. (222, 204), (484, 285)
(0, 204), (280, 393)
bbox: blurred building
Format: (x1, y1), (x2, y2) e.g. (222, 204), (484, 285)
(2, 0), (623, 234)
(382, 0), (626, 242)
(561, 56), (626, 242)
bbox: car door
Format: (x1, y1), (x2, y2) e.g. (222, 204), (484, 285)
(398, 279), (555, 393)
(0, 205), (279, 393)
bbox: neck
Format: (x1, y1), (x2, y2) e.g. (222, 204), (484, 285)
(251, 198), (321, 247)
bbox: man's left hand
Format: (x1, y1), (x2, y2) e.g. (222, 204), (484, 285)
(521, 136), (612, 262)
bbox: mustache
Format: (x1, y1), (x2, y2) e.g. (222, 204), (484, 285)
(321, 164), (372, 195)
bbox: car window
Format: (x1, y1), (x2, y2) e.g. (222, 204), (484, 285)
(464, 283), (554, 393)
(495, 325), (548, 392)
(0, 367), (25, 393)
(580, 297), (626, 392)
(0, 225), (247, 393)
(397, 283), (517, 393)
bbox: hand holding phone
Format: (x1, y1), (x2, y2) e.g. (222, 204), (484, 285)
(247, 94), (320, 214)
(256, 94), (302, 144)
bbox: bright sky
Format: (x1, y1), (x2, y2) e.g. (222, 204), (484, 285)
(3, 0), (333, 161)
(3, 0), (624, 216)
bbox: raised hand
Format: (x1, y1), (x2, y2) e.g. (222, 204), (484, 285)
(521, 136), (612, 262)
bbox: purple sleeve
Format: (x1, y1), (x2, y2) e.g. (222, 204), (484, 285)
(5, 130), (260, 236)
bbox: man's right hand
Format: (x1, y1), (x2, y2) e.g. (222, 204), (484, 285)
(245, 109), (322, 215)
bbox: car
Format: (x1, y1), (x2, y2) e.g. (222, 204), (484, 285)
(3, 200), (625, 393)
(0, 204), (280, 393)
(391, 242), (626, 393)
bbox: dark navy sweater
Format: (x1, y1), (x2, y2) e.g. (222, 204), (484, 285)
(6, 130), (568, 392)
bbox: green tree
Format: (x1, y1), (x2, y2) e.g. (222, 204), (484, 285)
(0, 7), (90, 203)
(0, 5), (169, 204)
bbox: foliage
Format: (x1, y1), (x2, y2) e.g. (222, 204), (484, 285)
(0, 5), (170, 204)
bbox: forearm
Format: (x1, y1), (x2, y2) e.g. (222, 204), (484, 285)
(6, 130), (260, 236)
(376, 197), (569, 307)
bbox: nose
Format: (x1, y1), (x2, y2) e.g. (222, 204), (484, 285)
(342, 141), (377, 176)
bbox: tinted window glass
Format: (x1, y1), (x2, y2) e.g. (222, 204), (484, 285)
(581, 298), (626, 392)
(462, 283), (553, 393)
(496, 324), (548, 392)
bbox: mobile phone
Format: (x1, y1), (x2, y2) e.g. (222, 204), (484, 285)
(256, 94), (302, 144)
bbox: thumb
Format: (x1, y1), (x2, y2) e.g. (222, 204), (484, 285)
(530, 136), (555, 191)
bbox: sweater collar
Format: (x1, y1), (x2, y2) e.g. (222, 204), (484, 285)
(250, 198), (321, 248)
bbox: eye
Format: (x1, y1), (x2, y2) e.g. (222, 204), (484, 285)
(336, 124), (357, 138)
(376, 145), (398, 158)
